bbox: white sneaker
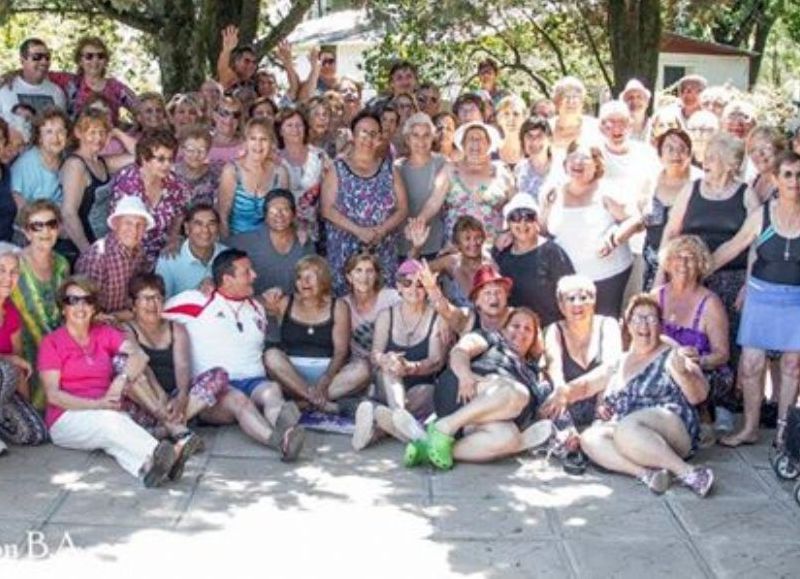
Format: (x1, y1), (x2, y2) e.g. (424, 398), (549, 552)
(351, 401), (375, 451)
(0, 438), (6, 455)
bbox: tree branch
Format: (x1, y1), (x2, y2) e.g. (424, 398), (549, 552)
(523, 11), (569, 77)
(253, 0), (314, 57)
(76, 0), (161, 34)
(577, 6), (613, 91)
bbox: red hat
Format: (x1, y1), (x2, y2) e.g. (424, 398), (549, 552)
(469, 265), (513, 301)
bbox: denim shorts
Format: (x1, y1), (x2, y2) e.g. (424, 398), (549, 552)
(229, 376), (268, 397)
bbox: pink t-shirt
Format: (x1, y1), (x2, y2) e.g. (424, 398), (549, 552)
(0, 300), (22, 354)
(38, 324), (125, 428)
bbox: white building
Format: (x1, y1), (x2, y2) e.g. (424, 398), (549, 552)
(658, 33), (755, 91)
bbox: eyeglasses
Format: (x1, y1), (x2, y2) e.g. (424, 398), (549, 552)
(356, 129), (380, 139)
(629, 313), (659, 326)
(217, 108), (242, 119)
(398, 278), (424, 289)
(562, 292), (595, 305)
(780, 170), (800, 180)
(27, 219), (59, 232)
(27, 52), (51, 62)
(63, 294), (95, 306)
(182, 147), (208, 156)
(151, 154), (173, 164)
(508, 209), (536, 223)
(82, 52), (107, 61)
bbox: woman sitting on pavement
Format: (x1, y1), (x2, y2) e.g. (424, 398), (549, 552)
(38, 276), (195, 487)
(540, 275), (622, 429)
(123, 273), (231, 459)
(0, 246), (48, 455)
(397, 306), (548, 469)
(352, 259), (448, 450)
(651, 235), (733, 435)
(406, 215), (492, 308)
(580, 294), (714, 497)
(264, 255), (369, 414)
(341, 251), (400, 361)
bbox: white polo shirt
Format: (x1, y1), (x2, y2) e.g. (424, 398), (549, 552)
(163, 290), (268, 380)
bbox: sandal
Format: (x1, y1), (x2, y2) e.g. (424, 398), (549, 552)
(168, 431), (204, 481)
(561, 450), (589, 475)
(425, 422), (455, 470)
(404, 439), (429, 467)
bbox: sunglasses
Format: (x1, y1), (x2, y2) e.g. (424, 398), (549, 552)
(63, 294), (95, 306)
(398, 278), (424, 289)
(151, 154), (173, 164)
(27, 218), (59, 232)
(563, 292), (595, 305)
(508, 209), (537, 223)
(28, 52), (51, 62)
(82, 52), (107, 61)
(217, 108), (242, 119)
(780, 170), (800, 180)
(321, 58), (336, 66)
(629, 313), (659, 326)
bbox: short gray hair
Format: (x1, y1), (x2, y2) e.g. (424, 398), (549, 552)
(705, 132), (745, 172)
(402, 112), (435, 137)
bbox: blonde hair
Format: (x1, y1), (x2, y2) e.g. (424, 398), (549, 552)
(659, 235), (713, 281)
(295, 255), (333, 298)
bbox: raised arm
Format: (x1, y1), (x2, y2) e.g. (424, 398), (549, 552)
(216, 25), (240, 88)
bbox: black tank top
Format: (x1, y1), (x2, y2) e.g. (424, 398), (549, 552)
(280, 295), (335, 358)
(386, 307), (438, 387)
(752, 203), (800, 286)
(130, 322), (177, 395)
(558, 320), (604, 382)
(67, 154), (109, 243)
(682, 179), (748, 270)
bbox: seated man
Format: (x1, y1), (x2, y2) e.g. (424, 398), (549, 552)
(76, 195), (153, 320)
(155, 203), (227, 298)
(163, 248), (304, 461)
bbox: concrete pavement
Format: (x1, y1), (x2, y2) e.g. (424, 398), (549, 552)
(0, 426), (799, 577)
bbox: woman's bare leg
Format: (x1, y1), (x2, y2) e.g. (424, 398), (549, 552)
(613, 408), (693, 476)
(453, 421), (523, 462)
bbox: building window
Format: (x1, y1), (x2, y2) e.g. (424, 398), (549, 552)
(664, 65), (687, 88)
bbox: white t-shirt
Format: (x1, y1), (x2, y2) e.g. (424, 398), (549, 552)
(0, 77), (66, 122)
(163, 290), (268, 380)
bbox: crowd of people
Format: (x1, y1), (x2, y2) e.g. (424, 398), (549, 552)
(0, 31), (799, 497)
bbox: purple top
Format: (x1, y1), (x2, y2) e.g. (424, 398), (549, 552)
(659, 286), (711, 355)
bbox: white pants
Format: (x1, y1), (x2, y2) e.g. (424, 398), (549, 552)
(49, 409), (158, 478)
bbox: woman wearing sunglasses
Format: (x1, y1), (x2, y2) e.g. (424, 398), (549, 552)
(540, 275), (622, 428)
(580, 294), (713, 497)
(352, 259), (447, 450)
(208, 95), (245, 164)
(39, 275), (195, 487)
(0, 246), (48, 455)
(11, 200), (69, 412)
(494, 194), (574, 327)
(49, 36), (138, 123)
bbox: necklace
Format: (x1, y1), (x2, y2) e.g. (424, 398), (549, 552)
(785, 237), (792, 261)
(221, 298), (247, 332)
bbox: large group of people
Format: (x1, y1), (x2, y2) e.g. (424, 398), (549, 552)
(0, 30), (799, 498)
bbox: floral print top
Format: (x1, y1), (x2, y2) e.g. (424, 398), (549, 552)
(443, 162), (511, 240)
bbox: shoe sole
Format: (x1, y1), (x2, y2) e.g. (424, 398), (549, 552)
(276, 402), (302, 432)
(143, 441), (177, 488)
(392, 409), (426, 442)
(521, 419), (554, 451)
(648, 469), (672, 495)
(280, 425), (306, 462)
(351, 403), (375, 451)
(697, 469), (714, 497)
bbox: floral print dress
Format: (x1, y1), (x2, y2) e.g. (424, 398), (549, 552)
(326, 158), (399, 295)
(443, 164), (509, 241)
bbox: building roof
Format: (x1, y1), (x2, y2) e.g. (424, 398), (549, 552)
(288, 9), (377, 46)
(660, 32), (758, 58)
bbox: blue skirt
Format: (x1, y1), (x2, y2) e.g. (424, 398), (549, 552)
(738, 277), (800, 351)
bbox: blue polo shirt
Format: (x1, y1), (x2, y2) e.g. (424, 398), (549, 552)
(155, 239), (227, 298)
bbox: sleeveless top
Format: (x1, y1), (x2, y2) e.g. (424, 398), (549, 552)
(280, 295), (335, 358)
(753, 202), (800, 286)
(129, 322), (177, 395)
(681, 179), (748, 270)
(229, 163), (282, 235)
(443, 164), (508, 240)
(659, 287), (712, 355)
(547, 189), (633, 281)
(66, 154), (110, 243)
(604, 348), (700, 449)
(399, 155), (446, 255)
(557, 318), (606, 427)
(281, 146), (326, 242)
(386, 307), (438, 387)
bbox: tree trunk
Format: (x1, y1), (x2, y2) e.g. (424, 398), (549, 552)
(156, 0), (206, 97)
(606, 0), (662, 98)
(749, 10), (776, 86)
